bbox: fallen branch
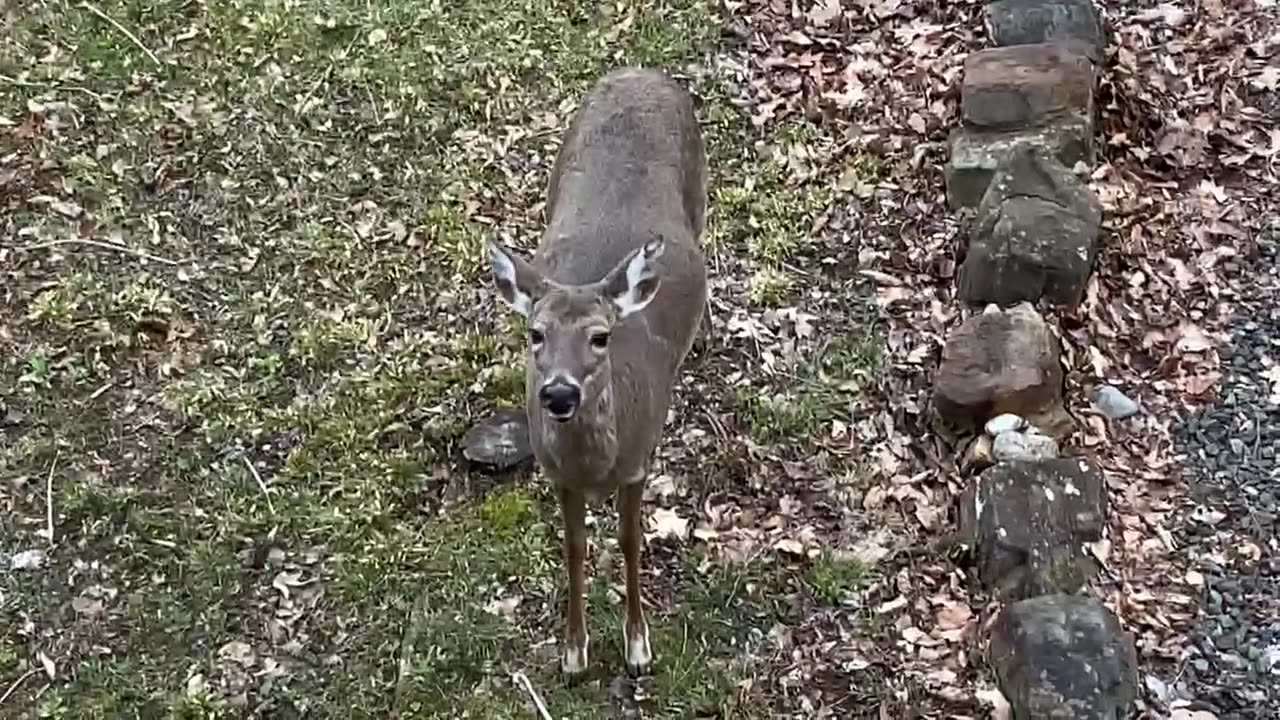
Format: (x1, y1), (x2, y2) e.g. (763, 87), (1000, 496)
(78, 2), (161, 66)
(20, 238), (183, 266)
(242, 456), (274, 515)
(512, 671), (554, 720)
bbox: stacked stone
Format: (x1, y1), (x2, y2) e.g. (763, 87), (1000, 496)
(934, 2), (1140, 718)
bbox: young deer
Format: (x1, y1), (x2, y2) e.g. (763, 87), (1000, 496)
(485, 68), (707, 677)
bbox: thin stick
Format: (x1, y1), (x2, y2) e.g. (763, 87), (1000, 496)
(45, 450), (58, 545)
(20, 238), (183, 266)
(0, 668), (38, 705)
(78, 2), (161, 66)
(0, 74), (104, 99)
(242, 456), (274, 514)
(512, 671), (554, 720)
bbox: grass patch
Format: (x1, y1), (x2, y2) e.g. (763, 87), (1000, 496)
(734, 333), (883, 444)
(808, 553), (869, 605)
(710, 156), (831, 263)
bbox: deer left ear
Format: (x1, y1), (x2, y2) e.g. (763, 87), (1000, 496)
(487, 240), (547, 317)
(601, 238), (664, 318)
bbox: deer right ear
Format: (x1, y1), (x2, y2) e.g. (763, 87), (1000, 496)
(486, 240), (546, 317)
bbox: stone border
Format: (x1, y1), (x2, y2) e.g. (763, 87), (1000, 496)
(936, 1), (1141, 717)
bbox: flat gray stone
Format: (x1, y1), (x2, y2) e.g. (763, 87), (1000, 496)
(945, 115), (1093, 210)
(989, 594), (1139, 719)
(985, 0), (1106, 64)
(958, 146), (1102, 309)
(959, 457), (1106, 600)
(962, 43), (1095, 131)
(462, 408), (534, 471)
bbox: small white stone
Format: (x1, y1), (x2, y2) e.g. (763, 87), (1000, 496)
(984, 413), (1028, 437)
(1095, 384), (1140, 419)
(993, 432), (1059, 462)
(9, 549), (47, 571)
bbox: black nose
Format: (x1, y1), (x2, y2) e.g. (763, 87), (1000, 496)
(539, 383), (581, 418)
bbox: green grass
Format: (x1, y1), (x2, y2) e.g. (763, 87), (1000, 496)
(0, 0), (886, 715)
(734, 334), (884, 444)
(807, 553), (869, 606)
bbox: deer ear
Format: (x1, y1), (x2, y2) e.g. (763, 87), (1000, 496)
(602, 238), (664, 318)
(487, 240), (546, 317)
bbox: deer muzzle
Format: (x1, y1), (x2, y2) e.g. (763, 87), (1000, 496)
(539, 379), (581, 422)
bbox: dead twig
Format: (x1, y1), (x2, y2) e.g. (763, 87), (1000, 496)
(0, 668), (38, 706)
(242, 456), (274, 515)
(78, 2), (161, 66)
(20, 238), (183, 266)
(44, 450), (58, 545)
(0, 74), (104, 99)
(512, 671), (554, 720)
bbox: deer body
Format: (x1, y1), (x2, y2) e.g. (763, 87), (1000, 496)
(486, 67), (707, 677)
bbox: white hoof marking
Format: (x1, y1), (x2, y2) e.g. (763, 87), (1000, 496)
(625, 622), (652, 673)
(562, 634), (589, 676)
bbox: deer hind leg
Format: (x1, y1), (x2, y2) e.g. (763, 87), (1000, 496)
(617, 480), (652, 675)
(558, 487), (590, 677)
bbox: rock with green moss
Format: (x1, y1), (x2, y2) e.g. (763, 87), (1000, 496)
(959, 146), (1102, 310)
(945, 116), (1093, 210)
(959, 457), (1106, 600)
(985, 0), (1107, 64)
(989, 593), (1138, 719)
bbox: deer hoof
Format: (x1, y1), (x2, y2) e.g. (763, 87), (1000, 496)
(561, 638), (589, 678)
(624, 622), (652, 676)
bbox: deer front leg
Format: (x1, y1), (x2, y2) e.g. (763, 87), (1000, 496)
(617, 480), (652, 675)
(558, 487), (590, 677)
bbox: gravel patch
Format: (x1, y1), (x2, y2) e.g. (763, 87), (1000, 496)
(1169, 225), (1280, 718)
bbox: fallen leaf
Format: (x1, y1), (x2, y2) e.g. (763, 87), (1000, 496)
(647, 507), (688, 541)
(935, 602), (971, 631)
(37, 651), (56, 680)
(807, 0), (841, 26)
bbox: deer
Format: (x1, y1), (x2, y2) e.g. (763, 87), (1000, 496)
(484, 67), (708, 678)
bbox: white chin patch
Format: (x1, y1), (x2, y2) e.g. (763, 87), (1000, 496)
(562, 636), (589, 676)
(625, 623), (652, 671)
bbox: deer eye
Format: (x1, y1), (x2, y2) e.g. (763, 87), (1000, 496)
(589, 332), (610, 350)
(529, 328), (545, 346)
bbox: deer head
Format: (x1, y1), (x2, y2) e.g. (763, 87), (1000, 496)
(486, 238), (665, 422)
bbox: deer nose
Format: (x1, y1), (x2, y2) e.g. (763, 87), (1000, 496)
(539, 382), (581, 420)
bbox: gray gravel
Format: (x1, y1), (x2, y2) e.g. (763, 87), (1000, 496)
(1168, 230), (1280, 718)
